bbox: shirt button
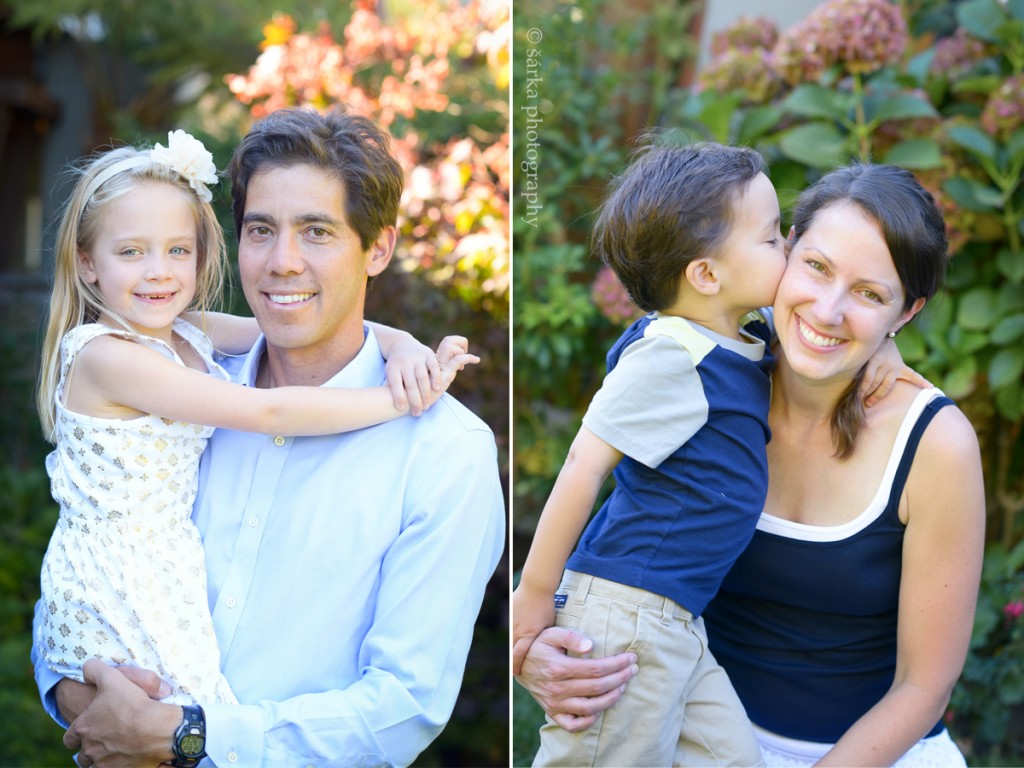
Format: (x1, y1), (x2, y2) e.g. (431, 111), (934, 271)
(227, 753), (239, 763)
(226, 597), (237, 608)
(273, 436), (285, 446)
(248, 516), (259, 527)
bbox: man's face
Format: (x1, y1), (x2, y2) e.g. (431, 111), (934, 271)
(238, 163), (392, 364)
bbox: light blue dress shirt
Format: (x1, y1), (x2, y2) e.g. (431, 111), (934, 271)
(34, 326), (506, 767)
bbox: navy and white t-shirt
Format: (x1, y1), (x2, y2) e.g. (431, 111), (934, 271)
(567, 311), (774, 617)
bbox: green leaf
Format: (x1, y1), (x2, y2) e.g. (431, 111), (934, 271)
(781, 84), (852, 121)
(778, 123), (849, 169)
(883, 139), (944, 170)
(957, 0), (1009, 42)
(992, 313), (1024, 344)
(904, 50), (935, 86)
(948, 326), (991, 354)
(894, 324), (926, 361)
(866, 93), (938, 123)
(950, 75), (1004, 95)
(1007, 128), (1024, 168)
(989, 347), (1024, 389)
(943, 356), (978, 398)
(737, 106), (784, 145)
(995, 380), (1024, 420)
(943, 176), (1003, 212)
(696, 91), (745, 144)
(956, 287), (1000, 330)
(947, 124), (998, 161)
(997, 282), (1024, 315)
(997, 248), (1024, 283)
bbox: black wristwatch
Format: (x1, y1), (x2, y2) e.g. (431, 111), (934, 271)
(170, 704), (206, 767)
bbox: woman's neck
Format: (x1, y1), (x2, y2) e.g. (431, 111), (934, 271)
(770, 350), (851, 426)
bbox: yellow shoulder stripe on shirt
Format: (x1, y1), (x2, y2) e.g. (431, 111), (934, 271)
(643, 315), (716, 366)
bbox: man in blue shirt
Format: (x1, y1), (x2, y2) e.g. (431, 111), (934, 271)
(35, 108), (506, 767)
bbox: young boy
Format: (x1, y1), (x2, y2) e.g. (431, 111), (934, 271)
(512, 142), (787, 766)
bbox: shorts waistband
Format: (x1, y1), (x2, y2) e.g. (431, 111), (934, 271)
(559, 570), (693, 620)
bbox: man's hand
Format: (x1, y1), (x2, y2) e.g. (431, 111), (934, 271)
(63, 659), (180, 768)
(515, 626), (638, 733)
(56, 666), (170, 724)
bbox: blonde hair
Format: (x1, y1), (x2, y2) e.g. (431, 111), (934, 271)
(36, 145), (227, 441)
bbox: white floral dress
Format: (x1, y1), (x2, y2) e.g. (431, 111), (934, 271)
(37, 320), (237, 705)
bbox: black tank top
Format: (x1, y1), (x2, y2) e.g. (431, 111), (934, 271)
(703, 390), (953, 743)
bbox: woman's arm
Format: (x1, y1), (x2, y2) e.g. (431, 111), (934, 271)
(817, 405), (985, 767)
(68, 335), (474, 436)
(512, 427), (622, 673)
(183, 311), (261, 355)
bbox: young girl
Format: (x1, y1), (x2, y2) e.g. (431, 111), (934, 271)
(34, 130), (475, 706)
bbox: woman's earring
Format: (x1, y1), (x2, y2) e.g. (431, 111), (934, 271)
(888, 331), (896, 338)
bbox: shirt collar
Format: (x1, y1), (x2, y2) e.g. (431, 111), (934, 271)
(237, 324), (385, 389)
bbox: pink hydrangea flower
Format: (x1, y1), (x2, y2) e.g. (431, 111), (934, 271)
(773, 0), (907, 84)
(591, 266), (641, 326)
(981, 74), (1024, 141)
(710, 16), (779, 57)
(930, 28), (994, 78)
(698, 47), (781, 104)
(1004, 600), (1024, 621)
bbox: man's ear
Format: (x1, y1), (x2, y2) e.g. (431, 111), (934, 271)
(367, 227), (396, 277)
(78, 250), (98, 284)
(684, 257), (721, 296)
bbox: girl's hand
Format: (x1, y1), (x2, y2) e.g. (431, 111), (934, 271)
(383, 334), (478, 415)
(861, 337), (932, 407)
(418, 336), (479, 412)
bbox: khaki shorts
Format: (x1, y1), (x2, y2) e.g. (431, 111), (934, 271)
(533, 570), (763, 767)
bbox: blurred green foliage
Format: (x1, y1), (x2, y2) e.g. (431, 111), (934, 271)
(512, 0), (1024, 762)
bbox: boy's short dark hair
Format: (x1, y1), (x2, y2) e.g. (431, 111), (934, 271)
(228, 107), (404, 251)
(593, 142), (766, 312)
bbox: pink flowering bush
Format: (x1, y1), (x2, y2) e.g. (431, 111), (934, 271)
(688, 0), (1024, 412)
(226, 0), (509, 318)
(774, 0), (907, 84)
(981, 73), (1024, 141)
(709, 15), (778, 57)
(590, 266), (642, 326)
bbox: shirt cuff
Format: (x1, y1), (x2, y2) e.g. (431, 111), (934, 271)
(35, 656), (69, 728)
(203, 702), (263, 767)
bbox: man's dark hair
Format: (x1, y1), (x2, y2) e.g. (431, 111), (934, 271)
(228, 107), (404, 251)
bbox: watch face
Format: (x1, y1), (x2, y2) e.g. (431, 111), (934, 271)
(180, 733), (205, 756)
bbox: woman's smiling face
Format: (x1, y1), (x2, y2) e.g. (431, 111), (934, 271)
(774, 200), (924, 384)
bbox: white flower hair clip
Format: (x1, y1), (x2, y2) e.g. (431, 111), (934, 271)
(150, 130), (219, 203)
(83, 129), (219, 204)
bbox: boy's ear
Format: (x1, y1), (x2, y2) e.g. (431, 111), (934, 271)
(684, 257), (721, 296)
(78, 250), (98, 284)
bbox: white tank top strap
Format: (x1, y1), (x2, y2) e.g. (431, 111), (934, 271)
(756, 387), (948, 542)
